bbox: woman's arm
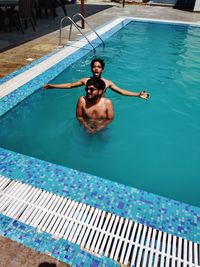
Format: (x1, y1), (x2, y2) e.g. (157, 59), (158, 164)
(43, 78), (88, 89)
(108, 80), (150, 99)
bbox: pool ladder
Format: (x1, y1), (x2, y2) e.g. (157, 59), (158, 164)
(59, 13), (105, 54)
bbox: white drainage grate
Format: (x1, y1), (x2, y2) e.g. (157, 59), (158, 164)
(0, 175), (199, 266)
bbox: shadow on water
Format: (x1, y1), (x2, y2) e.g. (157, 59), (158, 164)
(0, 4), (113, 52)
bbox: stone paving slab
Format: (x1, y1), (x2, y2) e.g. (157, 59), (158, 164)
(0, 235), (71, 267)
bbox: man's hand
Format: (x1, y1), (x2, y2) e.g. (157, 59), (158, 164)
(86, 128), (96, 134)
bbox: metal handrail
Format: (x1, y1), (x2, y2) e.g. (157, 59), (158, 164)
(59, 16), (96, 53)
(70, 13), (105, 48)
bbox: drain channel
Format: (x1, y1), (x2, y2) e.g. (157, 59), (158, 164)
(0, 175), (199, 266)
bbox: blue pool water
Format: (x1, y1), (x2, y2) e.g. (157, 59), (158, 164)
(0, 22), (200, 207)
(150, 0), (176, 4)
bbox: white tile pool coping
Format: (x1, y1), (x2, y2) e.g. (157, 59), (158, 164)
(1, 16), (200, 100)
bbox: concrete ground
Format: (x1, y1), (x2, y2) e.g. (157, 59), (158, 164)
(0, 235), (71, 267)
(0, 2), (200, 266)
(0, 1), (200, 78)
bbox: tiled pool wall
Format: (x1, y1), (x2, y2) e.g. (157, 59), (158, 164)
(0, 17), (200, 266)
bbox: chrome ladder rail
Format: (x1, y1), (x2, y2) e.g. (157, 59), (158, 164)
(59, 14), (105, 54)
(70, 13), (105, 48)
(59, 16), (96, 53)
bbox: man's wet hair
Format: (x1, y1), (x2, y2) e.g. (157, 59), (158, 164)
(91, 58), (105, 70)
(86, 77), (106, 91)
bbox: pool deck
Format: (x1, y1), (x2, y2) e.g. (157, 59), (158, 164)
(0, 2), (200, 267)
(1, 2), (200, 78)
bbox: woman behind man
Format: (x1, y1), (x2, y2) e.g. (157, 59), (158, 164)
(44, 58), (150, 100)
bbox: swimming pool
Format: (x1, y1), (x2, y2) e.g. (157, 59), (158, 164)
(0, 17), (200, 265)
(150, 0), (176, 5)
(0, 20), (200, 207)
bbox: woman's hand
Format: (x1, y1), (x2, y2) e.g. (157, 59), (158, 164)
(139, 90), (150, 100)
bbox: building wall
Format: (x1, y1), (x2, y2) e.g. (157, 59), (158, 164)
(194, 0), (200, 11)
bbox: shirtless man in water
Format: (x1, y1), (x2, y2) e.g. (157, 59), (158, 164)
(76, 77), (114, 133)
(44, 58), (150, 99)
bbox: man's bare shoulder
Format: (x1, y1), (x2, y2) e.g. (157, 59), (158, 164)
(79, 95), (86, 101)
(77, 96), (86, 105)
(101, 97), (113, 105)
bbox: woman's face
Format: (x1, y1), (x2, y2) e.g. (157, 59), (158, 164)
(91, 61), (103, 77)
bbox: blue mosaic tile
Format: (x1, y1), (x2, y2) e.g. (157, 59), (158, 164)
(0, 214), (118, 266)
(0, 147), (200, 245)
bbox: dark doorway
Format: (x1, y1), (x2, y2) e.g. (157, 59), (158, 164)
(174, 0), (196, 11)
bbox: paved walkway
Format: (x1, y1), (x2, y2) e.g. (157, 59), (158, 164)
(0, 235), (70, 267)
(0, 2), (200, 78)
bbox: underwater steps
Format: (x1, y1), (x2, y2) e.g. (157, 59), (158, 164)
(0, 175), (199, 267)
